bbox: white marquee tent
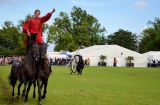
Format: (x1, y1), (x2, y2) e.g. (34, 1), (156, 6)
(72, 45), (147, 67)
(143, 51), (160, 60)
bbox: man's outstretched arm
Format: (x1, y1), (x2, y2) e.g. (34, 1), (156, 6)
(41, 8), (56, 23)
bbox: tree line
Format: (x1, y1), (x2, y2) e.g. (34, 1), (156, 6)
(0, 6), (160, 55)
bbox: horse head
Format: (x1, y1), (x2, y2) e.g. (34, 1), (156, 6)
(74, 55), (80, 63)
(31, 43), (40, 61)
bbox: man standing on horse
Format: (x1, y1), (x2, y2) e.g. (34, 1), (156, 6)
(23, 8), (55, 52)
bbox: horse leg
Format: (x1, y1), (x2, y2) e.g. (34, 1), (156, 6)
(9, 73), (17, 97)
(76, 67), (80, 75)
(38, 81), (44, 99)
(33, 81), (36, 99)
(17, 81), (23, 98)
(70, 68), (73, 74)
(41, 80), (48, 99)
(12, 85), (15, 97)
(77, 71), (80, 75)
(40, 81), (43, 89)
(22, 81), (27, 98)
(80, 65), (84, 75)
(70, 65), (73, 74)
(75, 65), (79, 75)
(73, 68), (76, 74)
(25, 81), (33, 102)
(74, 68), (77, 74)
(37, 79), (42, 105)
(72, 64), (77, 74)
(80, 69), (82, 75)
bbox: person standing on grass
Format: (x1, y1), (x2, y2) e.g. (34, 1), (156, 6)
(113, 57), (117, 67)
(23, 8), (56, 52)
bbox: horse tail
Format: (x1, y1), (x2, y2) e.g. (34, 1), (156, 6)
(8, 66), (17, 86)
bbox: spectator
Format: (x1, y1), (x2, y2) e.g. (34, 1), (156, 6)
(113, 57), (117, 67)
(0, 56), (24, 65)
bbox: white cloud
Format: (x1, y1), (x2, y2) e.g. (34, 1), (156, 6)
(133, 0), (149, 9)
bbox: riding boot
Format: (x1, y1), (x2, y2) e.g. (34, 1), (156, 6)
(26, 36), (32, 54)
(26, 34), (37, 54)
(40, 43), (47, 58)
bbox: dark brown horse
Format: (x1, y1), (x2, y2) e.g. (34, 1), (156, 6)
(9, 43), (52, 105)
(22, 43), (52, 105)
(32, 56), (52, 100)
(26, 60), (52, 100)
(9, 43), (40, 102)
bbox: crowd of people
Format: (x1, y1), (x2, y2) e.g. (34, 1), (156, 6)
(148, 59), (160, 67)
(49, 57), (90, 66)
(0, 55), (91, 66)
(49, 57), (70, 65)
(0, 56), (24, 65)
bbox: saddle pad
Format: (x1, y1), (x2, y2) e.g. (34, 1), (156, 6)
(12, 60), (21, 68)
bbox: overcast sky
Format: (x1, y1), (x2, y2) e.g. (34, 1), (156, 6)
(0, 0), (160, 51)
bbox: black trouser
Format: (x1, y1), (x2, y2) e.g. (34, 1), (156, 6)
(113, 63), (117, 67)
(26, 33), (37, 53)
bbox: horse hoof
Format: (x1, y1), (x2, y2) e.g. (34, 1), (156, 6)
(41, 96), (45, 99)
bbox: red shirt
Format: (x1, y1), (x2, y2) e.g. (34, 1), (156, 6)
(23, 13), (52, 44)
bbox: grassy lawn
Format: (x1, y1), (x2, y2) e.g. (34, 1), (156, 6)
(0, 66), (160, 105)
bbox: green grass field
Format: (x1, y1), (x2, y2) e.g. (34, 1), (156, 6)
(0, 66), (160, 105)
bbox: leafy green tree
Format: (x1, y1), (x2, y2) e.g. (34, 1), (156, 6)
(48, 6), (106, 51)
(139, 18), (160, 53)
(0, 21), (25, 55)
(71, 6), (106, 46)
(100, 35), (107, 45)
(107, 29), (138, 51)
